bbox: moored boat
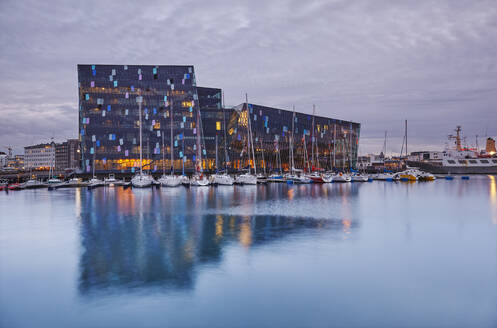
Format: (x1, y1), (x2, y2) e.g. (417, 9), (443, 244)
(211, 173), (234, 186)
(333, 172), (351, 182)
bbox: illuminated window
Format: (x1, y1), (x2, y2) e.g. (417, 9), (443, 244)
(216, 121), (221, 131)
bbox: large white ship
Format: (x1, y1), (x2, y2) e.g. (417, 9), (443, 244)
(407, 126), (497, 174)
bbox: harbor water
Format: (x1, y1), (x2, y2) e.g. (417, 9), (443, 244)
(1, 176), (497, 327)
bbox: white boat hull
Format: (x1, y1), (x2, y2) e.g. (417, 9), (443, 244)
(131, 174), (154, 188)
(235, 174), (257, 185)
(158, 175), (183, 187)
(211, 174), (234, 185)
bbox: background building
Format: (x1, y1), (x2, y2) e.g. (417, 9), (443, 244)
(78, 64), (360, 174)
(0, 152), (7, 167)
(55, 139), (80, 170)
(24, 143), (55, 169)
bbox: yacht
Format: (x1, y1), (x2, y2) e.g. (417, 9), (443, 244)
(373, 172), (394, 181)
(159, 174), (183, 187)
(417, 171), (436, 181)
(211, 173), (234, 186)
(395, 169), (418, 182)
(235, 172), (257, 185)
(21, 178), (47, 189)
(256, 173), (268, 184)
(235, 95), (258, 185)
(131, 94), (153, 188)
(104, 174), (124, 186)
(54, 177), (87, 188)
(333, 172), (351, 182)
(267, 173), (285, 183)
(190, 94), (210, 187)
(190, 174), (210, 186)
(158, 96), (183, 188)
(88, 177), (105, 187)
(350, 173), (369, 182)
(131, 174), (154, 188)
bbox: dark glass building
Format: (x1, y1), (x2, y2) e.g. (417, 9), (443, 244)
(223, 104), (360, 173)
(78, 64), (360, 174)
(78, 64), (202, 174)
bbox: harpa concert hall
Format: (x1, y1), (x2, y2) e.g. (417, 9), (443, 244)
(78, 65), (360, 174)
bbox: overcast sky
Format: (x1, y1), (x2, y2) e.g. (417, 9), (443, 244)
(0, 0), (496, 155)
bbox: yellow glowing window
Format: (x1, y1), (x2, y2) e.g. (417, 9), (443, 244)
(216, 121), (221, 131)
(153, 122), (161, 130)
(181, 101), (193, 108)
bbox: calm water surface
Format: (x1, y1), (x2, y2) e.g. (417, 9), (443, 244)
(1, 176), (497, 327)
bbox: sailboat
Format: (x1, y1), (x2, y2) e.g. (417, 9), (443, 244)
(190, 96), (210, 186)
(268, 137), (284, 182)
(284, 106), (310, 184)
(211, 93), (234, 185)
(131, 93), (154, 188)
(86, 139), (104, 188)
(256, 139), (268, 183)
(158, 96), (182, 187)
(47, 141), (62, 186)
(235, 94), (257, 185)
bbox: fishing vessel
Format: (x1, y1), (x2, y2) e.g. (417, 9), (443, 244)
(131, 94), (154, 188)
(407, 126), (497, 174)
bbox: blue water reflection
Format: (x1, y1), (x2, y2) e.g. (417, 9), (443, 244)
(1, 177), (496, 328)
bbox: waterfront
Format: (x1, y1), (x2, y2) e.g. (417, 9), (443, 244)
(1, 176), (496, 327)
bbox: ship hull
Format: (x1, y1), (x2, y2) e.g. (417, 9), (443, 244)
(407, 161), (497, 174)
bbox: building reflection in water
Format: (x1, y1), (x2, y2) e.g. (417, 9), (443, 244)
(77, 185), (361, 295)
(489, 175), (497, 224)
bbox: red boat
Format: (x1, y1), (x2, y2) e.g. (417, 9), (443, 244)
(8, 183), (22, 190)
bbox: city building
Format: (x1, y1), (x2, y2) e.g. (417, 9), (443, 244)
(7, 155), (24, 169)
(24, 143), (55, 169)
(78, 64), (360, 174)
(486, 137), (496, 155)
(55, 139), (80, 170)
(0, 151), (7, 167)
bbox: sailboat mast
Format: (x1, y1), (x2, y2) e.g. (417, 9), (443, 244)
(92, 140), (96, 178)
(222, 91), (229, 172)
(260, 139), (266, 176)
(333, 125), (336, 170)
(405, 120), (408, 157)
(349, 127), (352, 169)
(162, 132), (165, 175)
(215, 134), (218, 172)
(196, 104), (202, 174)
(291, 105), (295, 174)
(311, 104), (315, 169)
(246, 93), (257, 175)
(170, 96), (174, 174)
(138, 94), (143, 176)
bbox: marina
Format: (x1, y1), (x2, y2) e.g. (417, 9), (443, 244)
(1, 175), (496, 327)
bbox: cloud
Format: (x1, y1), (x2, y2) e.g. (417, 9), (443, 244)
(0, 0), (496, 154)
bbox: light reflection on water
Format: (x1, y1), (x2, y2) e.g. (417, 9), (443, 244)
(1, 177), (497, 328)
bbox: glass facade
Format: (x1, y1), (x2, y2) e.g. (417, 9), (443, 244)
(78, 64), (201, 174)
(223, 104), (360, 172)
(78, 65), (360, 174)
